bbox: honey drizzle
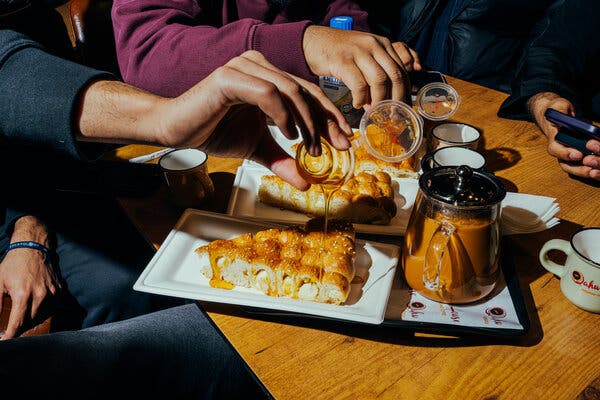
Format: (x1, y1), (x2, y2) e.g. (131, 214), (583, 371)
(319, 183), (339, 284)
(208, 253), (235, 290)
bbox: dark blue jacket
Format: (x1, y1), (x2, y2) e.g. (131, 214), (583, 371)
(361, 0), (599, 120)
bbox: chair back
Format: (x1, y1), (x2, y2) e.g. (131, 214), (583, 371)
(0, 294), (52, 338)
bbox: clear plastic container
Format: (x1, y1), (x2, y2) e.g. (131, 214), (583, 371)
(358, 100), (424, 163)
(415, 82), (461, 121)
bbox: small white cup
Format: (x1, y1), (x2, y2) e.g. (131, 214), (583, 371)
(430, 123), (480, 151)
(539, 228), (600, 313)
(159, 149), (214, 208)
(421, 146), (486, 172)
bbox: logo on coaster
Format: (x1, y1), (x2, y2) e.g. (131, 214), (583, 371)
(485, 307), (506, 325)
(406, 301), (426, 318)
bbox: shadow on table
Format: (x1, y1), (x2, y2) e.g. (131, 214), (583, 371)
(205, 172), (236, 213)
(508, 219), (583, 286)
(568, 173), (600, 188)
(481, 147), (522, 173)
(203, 300), (544, 349)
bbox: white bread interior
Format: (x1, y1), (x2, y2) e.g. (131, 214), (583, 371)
(258, 171), (397, 225)
(195, 219), (356, 305)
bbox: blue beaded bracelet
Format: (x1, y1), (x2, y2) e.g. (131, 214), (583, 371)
(4, 241), (52, 257)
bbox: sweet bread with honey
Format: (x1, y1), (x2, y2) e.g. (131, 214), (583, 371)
(195, 219), (356, 305)
(350, 129), (419, 179)
(258, 171), (397, 225)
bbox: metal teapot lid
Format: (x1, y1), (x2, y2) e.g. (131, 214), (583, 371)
(420, 165), (506, 206)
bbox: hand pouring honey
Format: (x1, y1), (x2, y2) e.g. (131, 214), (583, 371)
(296, 100), (424, 231)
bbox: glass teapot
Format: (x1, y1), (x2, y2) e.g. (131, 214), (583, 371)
(401, 165), (506, 304)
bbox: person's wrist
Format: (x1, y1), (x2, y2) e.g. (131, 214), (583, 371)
(11, 216), (50, 247)
(302, 25), (325, 75)
(78, 80), (166, 145)
(527, 92), (560, 124)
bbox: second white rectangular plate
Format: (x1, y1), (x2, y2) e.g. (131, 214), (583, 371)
(134, 210), (400, 324)
(227, 162), (419, 236)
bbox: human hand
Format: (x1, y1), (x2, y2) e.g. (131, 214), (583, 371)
(392, 41), (421, 73)
(528, 92), (600, 181)
(302, 26), (421, 108)
(0, 216), (61, 340)
(154, 51), (353, 190)
(77, 51), (351, 189)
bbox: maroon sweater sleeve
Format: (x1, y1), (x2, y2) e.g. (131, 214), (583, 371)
(111, 0), (369, 97)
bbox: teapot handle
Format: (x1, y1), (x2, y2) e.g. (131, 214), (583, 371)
(423, 221), (456, 291)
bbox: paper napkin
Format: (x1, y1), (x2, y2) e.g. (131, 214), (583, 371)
(500, 192), (560, 235)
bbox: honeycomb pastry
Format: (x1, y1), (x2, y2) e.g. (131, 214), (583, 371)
(258, 171), (397, 225)
(195, 219), (356, 304)
(349, 129), (419, 179)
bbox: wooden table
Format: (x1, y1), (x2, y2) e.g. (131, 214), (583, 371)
(115, 77), (600, 400)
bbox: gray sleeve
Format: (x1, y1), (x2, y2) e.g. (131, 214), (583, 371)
(0, 29), (113, 159)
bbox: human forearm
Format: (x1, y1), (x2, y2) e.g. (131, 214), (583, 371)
(1, 215), (60, 341)
(77, 80), (164, 145)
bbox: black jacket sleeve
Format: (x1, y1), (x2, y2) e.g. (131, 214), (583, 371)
(0, 29), (114, 245)
(498, 0), (600, 121)
(0, 206), (30, 254)
(0, 29), (113, 158)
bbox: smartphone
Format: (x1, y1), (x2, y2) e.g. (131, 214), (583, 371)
(544, 108), (600, 155)
(411, 70), (446, 101)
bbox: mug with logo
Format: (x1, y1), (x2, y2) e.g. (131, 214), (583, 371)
(539, 227), (600, 313)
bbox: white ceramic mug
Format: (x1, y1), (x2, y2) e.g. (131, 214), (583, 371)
(430, 123), (480, 151)
(159, 149), (215, 208)
(421, 146), (486, 172)
(539, 228), (600, 313)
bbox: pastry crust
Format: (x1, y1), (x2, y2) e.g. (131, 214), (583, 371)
(258, 171), (397, 225)
(195, 219), (356, 304)
(350, 130), (419, 179)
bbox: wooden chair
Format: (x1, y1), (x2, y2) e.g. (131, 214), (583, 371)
(56, 0), (120, 76)
(0, 294), (52, 338)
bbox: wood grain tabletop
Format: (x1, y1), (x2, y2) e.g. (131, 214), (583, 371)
(115, 76), (600, 400)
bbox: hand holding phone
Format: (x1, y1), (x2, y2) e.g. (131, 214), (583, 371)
(544, 108), (600, 155)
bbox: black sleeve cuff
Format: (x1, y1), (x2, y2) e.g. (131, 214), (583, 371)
(498, 79), (580, 121)
(0, 208), (29, 253)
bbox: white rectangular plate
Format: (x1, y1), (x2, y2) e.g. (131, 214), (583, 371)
(227, 162), (418, 235)
(134, 209), (400, 324)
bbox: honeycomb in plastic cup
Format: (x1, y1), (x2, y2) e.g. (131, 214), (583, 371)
(358, 100), (424, 163)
